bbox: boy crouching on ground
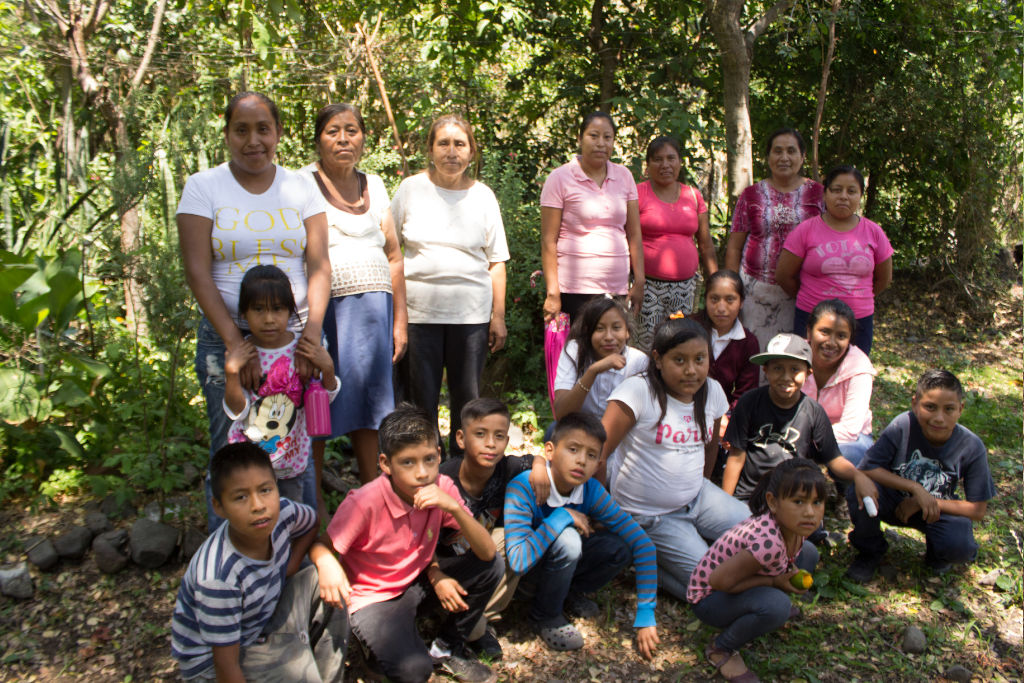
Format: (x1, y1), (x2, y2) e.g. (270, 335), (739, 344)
(171, 442), (348, 681)
(504, 412), (660, 659)
(846, 369), (996, 582)
(326, 404), (502, 683)
(435, 397), (541, 661)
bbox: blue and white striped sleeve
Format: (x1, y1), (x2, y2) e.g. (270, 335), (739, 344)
(503, 472), (574, 575)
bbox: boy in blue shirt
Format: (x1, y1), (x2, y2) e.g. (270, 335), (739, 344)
(503, 412), (660, 659)
(171, 442), (348, 681)
(846, 369), (996, 582)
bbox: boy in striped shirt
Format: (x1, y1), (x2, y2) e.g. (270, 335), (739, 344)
(503, 412), (660, 659)
(171, 443), (348, 681)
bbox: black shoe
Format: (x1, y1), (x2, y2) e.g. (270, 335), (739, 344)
(564, 591), (600, 618)
(466, 627), (503, 661)
(845, 553), (880, 583)
(435, 652), (497, 683)
(807, 525), (829, 546)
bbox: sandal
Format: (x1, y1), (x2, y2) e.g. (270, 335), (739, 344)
(705, 642), (761, 682)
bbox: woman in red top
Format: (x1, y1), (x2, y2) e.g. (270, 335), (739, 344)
(636, 136), (717, 348)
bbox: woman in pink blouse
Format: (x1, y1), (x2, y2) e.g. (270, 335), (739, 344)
(636, 136), (717, 348)
(541, 112), (644, 324)
(724, 128), (823, 351)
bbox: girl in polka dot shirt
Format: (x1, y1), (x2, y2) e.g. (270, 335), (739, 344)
(687, 459), (826, 682)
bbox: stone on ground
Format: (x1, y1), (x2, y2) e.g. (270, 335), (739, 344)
(53, 525), (93, 561)
(85, 510), (113, 535)
(901, 625), (927, 654)
(24, 536), (59, 571)
(100, 494), (136, 519)
(181, 527), (207, 560)
(92, 529), (130, 574)
(945, 664), (972, 682)
(0, 563), (34, 599)
(130, 519), (179, 569)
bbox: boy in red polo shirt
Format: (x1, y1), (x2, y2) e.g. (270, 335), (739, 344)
(325, 404), (502, 683)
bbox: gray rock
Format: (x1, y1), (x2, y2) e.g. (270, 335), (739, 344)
(946, 665), (972, 682)
(99, 494), (135, 519)
(181, 527), (208, 560)
(85, 510), (112, 535)
(143, 501), (163, 522)
(978, 569), (1001, 586)
(182, 462), (201, 486)
(130, 519), (179, 569)
(53, 526), (93, 560)
(0, 563), (33, 599)
(901, 625), (927, 654)
(92, 529), (130, 574)
(24, 536), (59, 571)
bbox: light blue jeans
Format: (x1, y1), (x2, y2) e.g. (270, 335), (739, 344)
(838, 433), (874, 470)
(630, 479), (751, 600)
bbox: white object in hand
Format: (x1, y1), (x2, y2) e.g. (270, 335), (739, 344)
(863, 497), (878, 517)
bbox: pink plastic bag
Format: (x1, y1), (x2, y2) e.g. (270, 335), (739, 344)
(304, 379), (332, 437)
(544, 312), (570, 416)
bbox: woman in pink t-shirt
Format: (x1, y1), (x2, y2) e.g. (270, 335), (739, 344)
(636, 136), (718, 348)
(776, 166), (893, 355)
(540, 112), (644, 324)
(724, 128), (823, 352)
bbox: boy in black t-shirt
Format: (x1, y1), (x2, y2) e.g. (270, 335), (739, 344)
(432, 398), (536, 660)
(723, 334), (878, 507)
(845, 369), (996, 582)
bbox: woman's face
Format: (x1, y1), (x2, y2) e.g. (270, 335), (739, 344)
(430, 123), (473, 179)
(590, 307), (629, 359)
(808, 312), (852, 368)
(646, 144), (681, 189)
(824, 173), (863, 219)
(766, 133), (805, 183)
(578, 118), (615, 167)
(224, 96), (281, 176)
(317, 111), (364, 172)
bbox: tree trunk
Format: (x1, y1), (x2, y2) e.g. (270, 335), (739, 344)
(588, 0), (617, 111)
(707, 0), (795, 202)
(811, 0), (841, 182)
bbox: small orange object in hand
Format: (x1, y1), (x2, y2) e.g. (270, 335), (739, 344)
(790, 569), (813, 590)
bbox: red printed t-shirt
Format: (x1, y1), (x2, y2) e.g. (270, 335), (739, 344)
(782, 215), (893, 318)
(540, 157), (638, 295)
(326, 473), (470, 613)
(637, 181), (707, 281)
(686, 512), (803, 604)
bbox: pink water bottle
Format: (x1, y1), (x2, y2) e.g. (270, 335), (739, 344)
(304, 379), (331, 437)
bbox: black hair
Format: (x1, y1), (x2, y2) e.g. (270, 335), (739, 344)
(764, 127), (806, 156)
(823, 164), (866, 193)
(705, 269), (745, 303)
(579, 111), (617, 139)
(314, 103), (366, 145)
(427, 113), (481, 178)
(224, 91), (281, 131)
(647, 317), (711, 437)
(915, 369), (964, 401)
(567, 296), (633, 379)
(807, 298), (857, 341)
(378, 403), (438, 457)
(748, 459), (828, 516)
(460, 397), (510, 426)
(645, 135), (681, 163)
(237, 265), (298, 321)
(551, 412), (607, 447)
(210, 442), (276, 500)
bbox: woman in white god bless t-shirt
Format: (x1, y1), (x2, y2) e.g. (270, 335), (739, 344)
(177, 91), (328, 530)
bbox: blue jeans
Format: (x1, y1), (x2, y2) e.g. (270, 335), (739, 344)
(525, 528), (632, 627)
(630, 479), (751, 600)
(794, 308), (874, 356)
(846, 483), (978, 566)
(692, 542), (818, 652)
(838, 433), (874, 470)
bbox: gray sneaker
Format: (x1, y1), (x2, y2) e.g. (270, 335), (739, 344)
(536, 622), (584, 651)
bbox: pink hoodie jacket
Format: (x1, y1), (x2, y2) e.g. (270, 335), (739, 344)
(802, 344), (876, 443)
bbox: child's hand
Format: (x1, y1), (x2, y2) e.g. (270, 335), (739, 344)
(852, 472), (879, 513)
(635, 625), (659, 660)
(224, 340), (257, 376)
(718, 414), (730, 439)
(412, 484), (458, 514)
(529, 458), (550, 504)
(591, 352), (627, 375)
(774, 569), (807, 594)
(296, 336), (334, 377)
(909, 484), (940, 523)
(316, 554), (351, 608)
(566, 508), (593, 537)
(432, 573), (469, 612)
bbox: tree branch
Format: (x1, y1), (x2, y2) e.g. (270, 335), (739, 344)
(130, 0), (168, 92)
(83, 0), (111, 39)
(747, 0), (794, 42)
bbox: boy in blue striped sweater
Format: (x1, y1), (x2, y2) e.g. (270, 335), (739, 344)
(504, 412), (660, 659)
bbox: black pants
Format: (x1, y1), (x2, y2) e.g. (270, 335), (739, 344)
(395, 322), (489, 457)
(349, 552), (503, 683)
